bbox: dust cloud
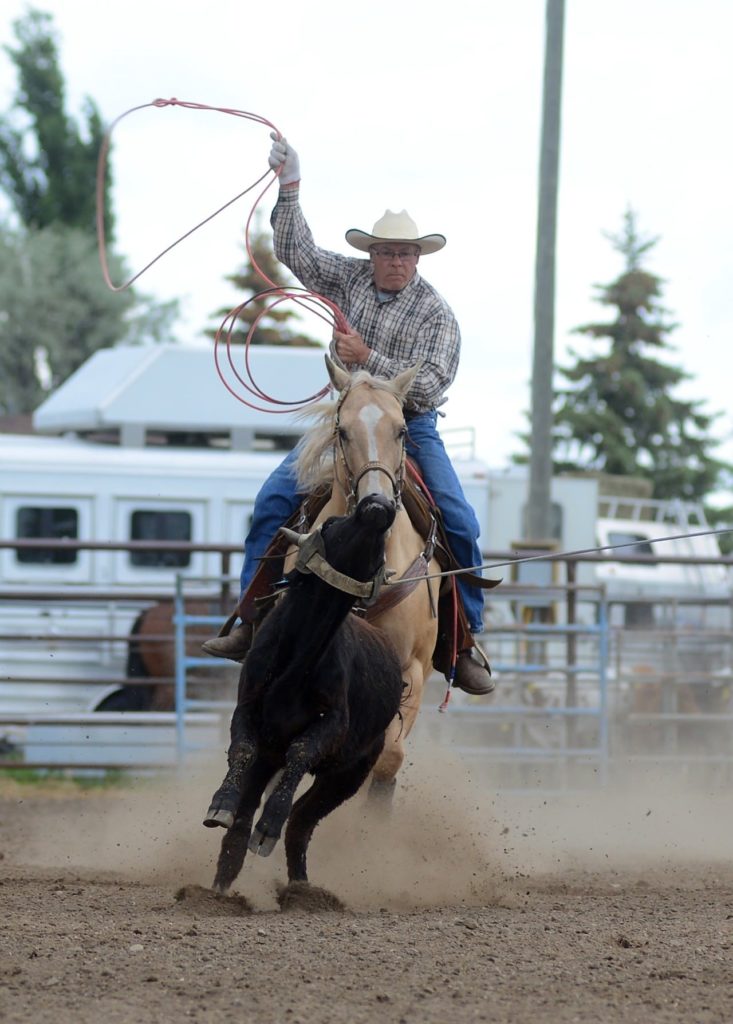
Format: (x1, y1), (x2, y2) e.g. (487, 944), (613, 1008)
(8, 733), (733, 912)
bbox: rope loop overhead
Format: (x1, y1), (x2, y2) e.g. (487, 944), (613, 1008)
(96, 97), (347, 413)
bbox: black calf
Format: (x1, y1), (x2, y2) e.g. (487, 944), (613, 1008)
(203, 493), (404, 890)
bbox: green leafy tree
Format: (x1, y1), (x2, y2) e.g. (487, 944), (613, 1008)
(207, 214), (323, 347)
(0, 8), (178, 415)
(551, 209), (729, 502)
(706, 502), (733, 556)
(0, 8), (111, 238)
(0, 224), (177, 414)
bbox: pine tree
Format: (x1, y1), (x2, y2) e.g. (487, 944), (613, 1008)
(206, 214), (323, 347)
(552, 209), (728, 502)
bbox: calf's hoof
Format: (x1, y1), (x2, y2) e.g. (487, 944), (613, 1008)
(203, 805), (235, 829)
(248, 825), (278, 857)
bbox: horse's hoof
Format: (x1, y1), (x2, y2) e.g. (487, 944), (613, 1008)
(368, 775), (397, 808)
(248, 827), (278, 857)
(203, 807), (235, 829)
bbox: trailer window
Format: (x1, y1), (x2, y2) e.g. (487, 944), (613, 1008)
(15, 506), (79, 564)
(129, 510), (192, 568)
(607, 531), (657, 564)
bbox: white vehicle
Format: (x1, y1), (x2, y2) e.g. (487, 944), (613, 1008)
(472, 467), (731, 617)
(595, 495), (731, 625)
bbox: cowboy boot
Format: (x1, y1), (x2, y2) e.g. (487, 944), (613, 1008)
(201, 614), (254, 664)
(452, 641), (495, 696)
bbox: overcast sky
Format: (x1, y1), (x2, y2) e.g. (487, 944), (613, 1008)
(1, 1), (731, 494)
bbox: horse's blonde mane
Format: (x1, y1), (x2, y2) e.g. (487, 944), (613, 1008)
(294, 370), (406, 491)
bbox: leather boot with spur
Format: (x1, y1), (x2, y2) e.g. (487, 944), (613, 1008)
(452, 642), (495, 696)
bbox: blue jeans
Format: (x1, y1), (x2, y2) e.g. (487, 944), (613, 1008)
(239, 411), (485, 632)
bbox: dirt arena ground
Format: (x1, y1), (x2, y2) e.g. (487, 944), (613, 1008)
(1, 742), (733, 1024)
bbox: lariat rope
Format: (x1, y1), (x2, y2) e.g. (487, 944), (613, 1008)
(428, 521), (732, 714)
(383, 525), (733, 591)
(96, 97), (348, 413)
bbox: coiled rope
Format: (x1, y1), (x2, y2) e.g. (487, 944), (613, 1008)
(96, 97), (347, 413)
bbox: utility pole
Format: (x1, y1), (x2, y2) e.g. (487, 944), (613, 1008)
(527, 0), (565, 541)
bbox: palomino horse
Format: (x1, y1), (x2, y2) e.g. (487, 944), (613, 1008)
(290, 356), (443, 797)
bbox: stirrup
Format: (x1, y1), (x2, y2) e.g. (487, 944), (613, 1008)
(469, 640), (492, 673)
(215, 611), (240, 638)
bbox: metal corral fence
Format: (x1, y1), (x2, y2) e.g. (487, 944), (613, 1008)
(2, 538), (733, 787)
(0, 537), (240, 771)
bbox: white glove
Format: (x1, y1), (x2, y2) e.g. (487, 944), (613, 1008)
(268, 132), (301, 186)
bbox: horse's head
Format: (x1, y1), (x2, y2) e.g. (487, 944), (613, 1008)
(325, 355), (419, 513)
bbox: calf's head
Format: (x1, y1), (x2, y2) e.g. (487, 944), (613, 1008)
(320, 493), (396, 583)
(281, 493), (395, 598)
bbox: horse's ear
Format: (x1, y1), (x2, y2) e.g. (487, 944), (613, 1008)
(391, 361), (422, 403)
(325, 354), (350, 393)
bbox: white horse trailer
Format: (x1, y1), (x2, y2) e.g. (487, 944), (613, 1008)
(1, 341), (331, 718)
(0, 433), (282, 714)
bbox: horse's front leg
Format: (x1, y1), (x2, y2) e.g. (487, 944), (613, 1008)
(249, 709), (347, 857)
(369, 657), (426, 808)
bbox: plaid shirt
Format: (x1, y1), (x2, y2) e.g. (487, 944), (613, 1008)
(271, 187), (461, 413)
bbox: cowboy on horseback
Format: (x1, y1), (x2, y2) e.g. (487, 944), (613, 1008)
(203, 134), (494, 696)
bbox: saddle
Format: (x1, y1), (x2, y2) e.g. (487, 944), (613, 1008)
(234, 462), (498, 681)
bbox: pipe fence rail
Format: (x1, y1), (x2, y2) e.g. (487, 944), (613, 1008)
(1, 538), (732, 786)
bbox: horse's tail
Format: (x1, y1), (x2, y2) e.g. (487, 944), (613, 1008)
(126, 609), (149, 679)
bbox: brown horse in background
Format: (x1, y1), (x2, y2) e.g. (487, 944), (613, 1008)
(122, 598), (233, 711)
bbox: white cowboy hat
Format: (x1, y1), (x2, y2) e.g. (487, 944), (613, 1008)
(345, 210), (446, 255)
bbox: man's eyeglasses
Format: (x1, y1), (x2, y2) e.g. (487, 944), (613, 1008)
(371, 247), (419, 262)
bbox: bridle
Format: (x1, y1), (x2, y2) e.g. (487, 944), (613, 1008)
(332, 384), (407, 513)
(277, 381), (421, 608)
